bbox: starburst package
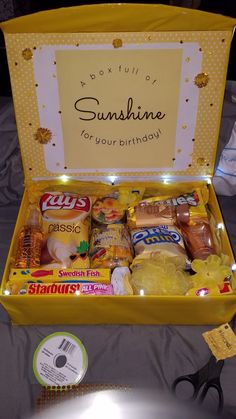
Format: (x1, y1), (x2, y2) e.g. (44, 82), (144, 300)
(1, 4), (236, 325)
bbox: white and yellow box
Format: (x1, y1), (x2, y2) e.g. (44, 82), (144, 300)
(1, 4), (236, 325)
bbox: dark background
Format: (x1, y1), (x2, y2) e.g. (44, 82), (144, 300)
(0, 0), (236, 96)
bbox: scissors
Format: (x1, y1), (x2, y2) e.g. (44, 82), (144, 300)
(172, 355), (224, 413)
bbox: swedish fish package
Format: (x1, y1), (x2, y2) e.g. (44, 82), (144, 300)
(40, 192), (92, 268)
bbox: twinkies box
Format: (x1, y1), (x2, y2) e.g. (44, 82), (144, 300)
(1, 4), (236, 325)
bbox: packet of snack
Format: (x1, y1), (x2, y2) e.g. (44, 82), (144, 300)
(128, 196), (175, 228)
(40, 192), (92, 268)
(131, 225), (188, 263)
(92, 196), (125, 225)
(90, 224), (133, 269)
(127, 189), (207, 229)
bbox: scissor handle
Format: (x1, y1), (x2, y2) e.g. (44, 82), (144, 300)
(172, 358), (224, 413)
(199, 379), (224, 413)
(172, 374), (199, 399)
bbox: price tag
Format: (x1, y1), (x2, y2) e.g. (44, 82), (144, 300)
(203, 323), (236, 361)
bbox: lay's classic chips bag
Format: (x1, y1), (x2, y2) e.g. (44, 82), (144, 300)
(40, 192), (92, 268)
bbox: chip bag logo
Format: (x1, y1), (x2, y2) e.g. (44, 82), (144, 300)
(40, 193), (91, 221)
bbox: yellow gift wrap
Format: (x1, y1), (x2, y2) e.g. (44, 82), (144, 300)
(1, 4), (236, 324)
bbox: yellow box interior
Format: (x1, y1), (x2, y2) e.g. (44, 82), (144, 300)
(1, 179), (236, 325)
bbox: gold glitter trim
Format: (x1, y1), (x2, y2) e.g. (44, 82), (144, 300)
(112, 39), (123, 48)
(34, 128), (52, 144)
(22, 48), (33, 60)
(194, 72), (209, 88)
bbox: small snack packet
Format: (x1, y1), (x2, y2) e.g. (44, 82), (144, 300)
(40, 192), (92, 268)
(92, 196), (125, 225)
(128, 195), (175, 228)
(131, 225), (187, 263)
(127, 189), (207, 229)
(90, 224), (133, 269)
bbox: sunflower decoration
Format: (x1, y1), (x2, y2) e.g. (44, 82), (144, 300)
(34, 128), (52, 144)
(22, 48), (33, 60)
(194, 72), (209, 88)
(112, 38), (123, 48)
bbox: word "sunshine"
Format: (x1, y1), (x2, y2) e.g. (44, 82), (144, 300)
(74, 97), (166, 121)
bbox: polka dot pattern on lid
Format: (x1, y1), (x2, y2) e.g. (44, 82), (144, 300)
(5, 30), (231, 180)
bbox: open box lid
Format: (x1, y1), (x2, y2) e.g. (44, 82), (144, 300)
(1, 4), (236, 183)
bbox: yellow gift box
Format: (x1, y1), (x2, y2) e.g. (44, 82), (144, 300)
(1, 4), (236, 325)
